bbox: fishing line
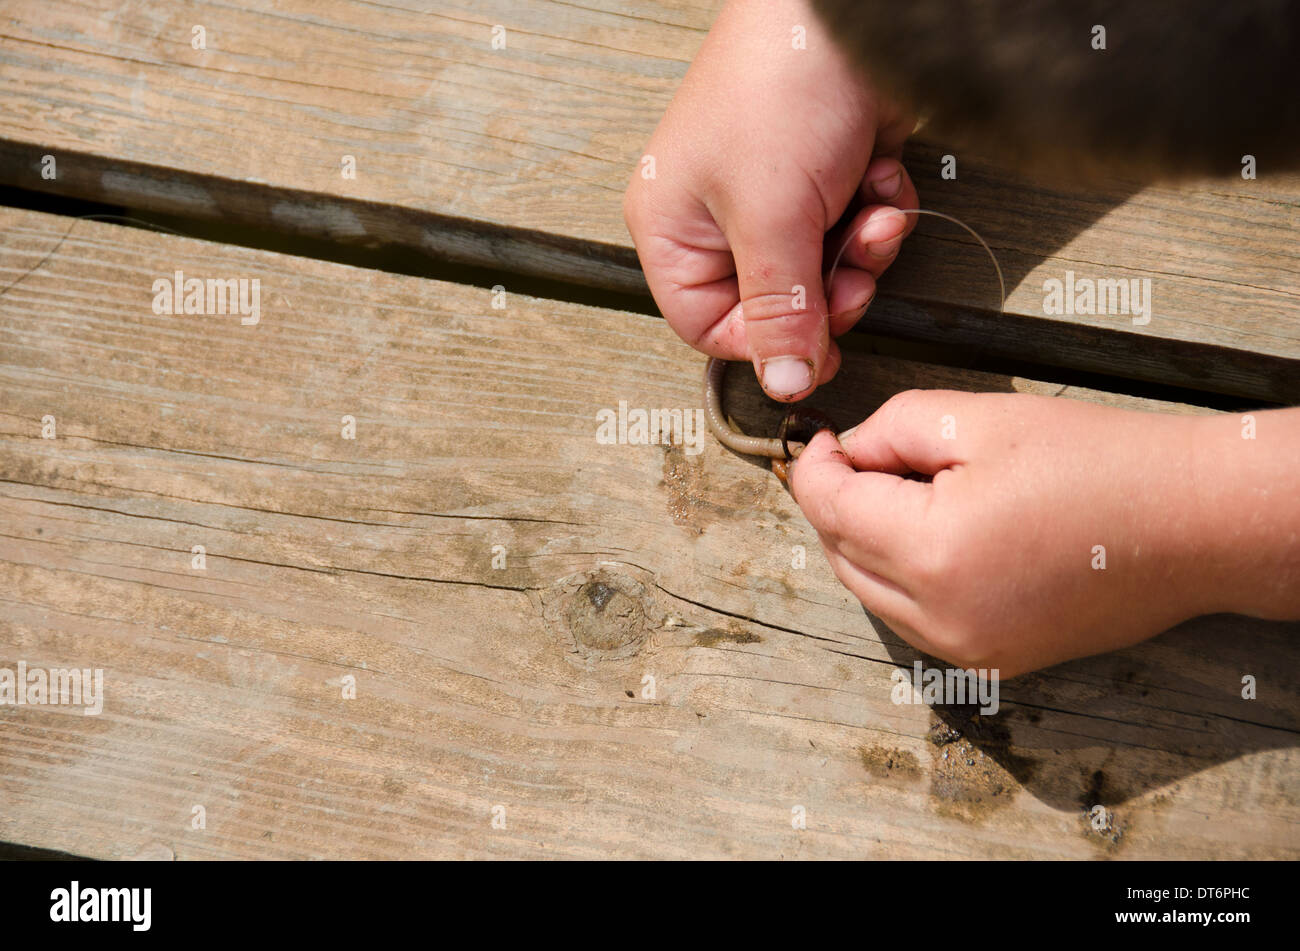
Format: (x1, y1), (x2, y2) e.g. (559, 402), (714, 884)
(704, 207), (1007, 477)
(825, 208), (1006, 314)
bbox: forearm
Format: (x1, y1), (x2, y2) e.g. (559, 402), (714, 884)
(1189, 408), (1300, 619)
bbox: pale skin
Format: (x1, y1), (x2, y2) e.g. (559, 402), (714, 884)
(624, 0), (1300, 676)
(623, 0), (918, 402)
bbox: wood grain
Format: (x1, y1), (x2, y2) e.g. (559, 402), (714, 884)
(1, 208), (1296, 859)
(0, 1), (1297, 400)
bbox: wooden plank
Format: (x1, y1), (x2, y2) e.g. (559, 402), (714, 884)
(2, 207), (1297, 859)
(0, 1), (1298, 401)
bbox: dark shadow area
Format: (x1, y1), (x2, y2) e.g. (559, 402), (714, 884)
(701, 326), (1269, 491)
(885, 139), (1146, 319)
(6, 181), (1266, 415)
(701, 334), (1021, 479)
(856, 141), (1300, 405)
(871, 607), (1300, 834)
(0, 841), (91, 861)
(705, 334), (1300, 833)
(0, 183), (658, 320)
(4, 132), (1294, 404)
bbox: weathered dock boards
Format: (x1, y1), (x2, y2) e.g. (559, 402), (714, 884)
(1, 1), (1298, 400)
(2, 208), (1296, 859)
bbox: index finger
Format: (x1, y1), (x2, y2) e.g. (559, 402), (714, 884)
(789, 430), (929, 565)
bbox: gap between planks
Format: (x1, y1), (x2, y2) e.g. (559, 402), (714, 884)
(1, 207), (1297, 860)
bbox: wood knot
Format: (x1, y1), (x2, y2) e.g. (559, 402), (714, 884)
(539, 568), (660, 663)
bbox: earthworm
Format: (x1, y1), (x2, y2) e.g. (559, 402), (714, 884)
(703, 357), (836, 482)
(702, 208), (1004, 482)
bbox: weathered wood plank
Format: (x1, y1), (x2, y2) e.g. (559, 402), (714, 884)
(1, 208), (1297, 859)
(0, 1), (1297, 401)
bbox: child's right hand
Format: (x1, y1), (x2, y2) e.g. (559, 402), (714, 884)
(624, 0), (918, 401)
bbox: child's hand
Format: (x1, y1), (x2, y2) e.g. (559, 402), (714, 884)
(789, 391), (1300, 677)
(624, 0), (917, 401)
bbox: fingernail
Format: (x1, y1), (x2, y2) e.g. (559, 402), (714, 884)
(838, 424), (858, 440)
(867, 236), (901, 259)
(761, 356), (813, 397)
(873, 170), (903, 200)
(834, 295), (872, 324)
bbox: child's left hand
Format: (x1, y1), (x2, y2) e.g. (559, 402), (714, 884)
(789, 390), (1233, 677)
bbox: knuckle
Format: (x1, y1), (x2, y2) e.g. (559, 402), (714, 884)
(928, 624), (995, 671)
(918, 609), (997, 671)
(882, 388), (927, 418)
(740, 292), (823, 335)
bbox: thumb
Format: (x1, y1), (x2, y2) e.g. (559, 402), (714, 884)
(838, 390), (970, 476)
(725, 209), (830, 402)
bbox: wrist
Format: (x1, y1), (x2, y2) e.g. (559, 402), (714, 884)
(1181, 410), (1300, 618)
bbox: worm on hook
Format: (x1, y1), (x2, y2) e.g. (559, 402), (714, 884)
(700, 209), (1001, 483)
(702, 357), (837, 483)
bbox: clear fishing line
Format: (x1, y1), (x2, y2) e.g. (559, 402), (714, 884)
(825, 208), (1006, 314)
